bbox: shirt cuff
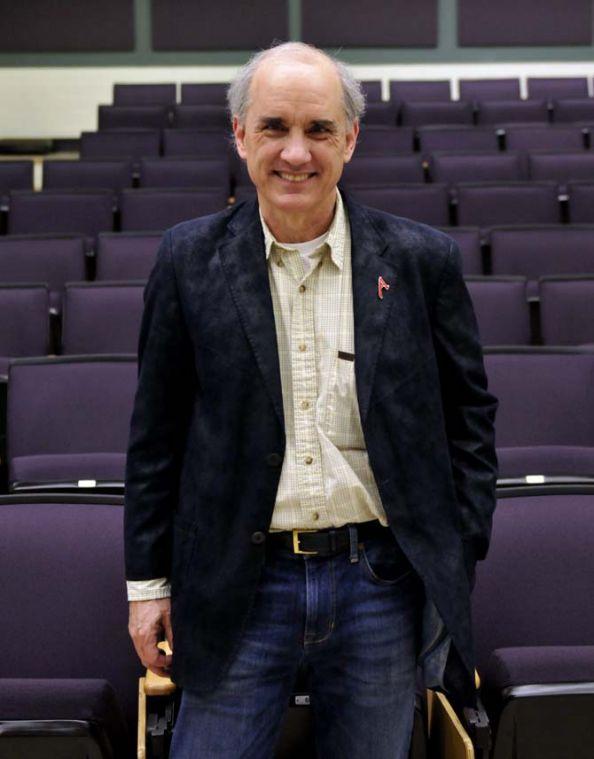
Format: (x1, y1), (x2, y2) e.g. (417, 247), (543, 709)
(127, 578), (171, 601)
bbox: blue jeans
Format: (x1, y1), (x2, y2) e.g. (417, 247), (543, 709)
(170, 525), (423, 759)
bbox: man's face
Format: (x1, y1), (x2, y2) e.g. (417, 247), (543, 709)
(233, 57), (358, 226)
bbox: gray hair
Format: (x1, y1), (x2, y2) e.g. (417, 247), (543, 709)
(227, 42), (365, 127)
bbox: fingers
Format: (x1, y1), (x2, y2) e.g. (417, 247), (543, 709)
(128, 598), (173, 677)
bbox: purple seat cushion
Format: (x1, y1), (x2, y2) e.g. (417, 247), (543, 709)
(10, 452), (126, 487)
(497, 446), (594, 479)
(484, 646), (594, 690)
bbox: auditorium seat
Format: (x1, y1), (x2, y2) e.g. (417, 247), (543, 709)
(172, 104), (229, 130)
(484, 348), (594, 480)
(62, 282), (145, 355)
(347, 184), (450, 226)
(360, 101), (399, 126)
(455, 182), (560, 228)
(181, 82), (228, 105)
(98, 105), (171, 131)
(465, 276), (530, 346)
(356, 126), (415, 154)
(43, 159), (133, 192)
(114, 82), (176, 106)
(359, 80), (382, 102)
(428, 152), (525, 183)
(503, 125), (586, 152)
(139, 157), (231, 194)
(0, 285), (49, 378)
(567, 181), (594, 222)
(417, 126), (499, 156)
(8, 189), (114, 242)
(539, 275), (594, 346)
(476, 100), (549, 125)
(118, 188), (228, 232)
(439, 227), (483, 274)
(390, 80), (451, 103)
(0, 493), (141, 758)
(0, 161), (33, 210)
(0, 234), (86, 313)
(472, 486), (594, 758)
(6, 355), (137, 492)
(80, 130), (161, 161)
(340, 155), (425, 187)
(527, 77), (589, 101)
(162, 128), (232, 158)
(489, 225), (594, 298)
(459, 78), (520, 102)
(552, 99), (594, 123)
(96, 232), (162, 281)
(527, 151), (594, 190)
(400, 101), (473, 127)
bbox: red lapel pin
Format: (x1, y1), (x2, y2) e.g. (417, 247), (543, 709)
(377, 275), (390, 300)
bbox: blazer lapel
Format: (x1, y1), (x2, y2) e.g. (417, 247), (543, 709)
(347, 198), (399, 424)
(218, 202), (285, 429)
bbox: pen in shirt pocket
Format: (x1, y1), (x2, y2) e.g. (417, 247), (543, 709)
(338, 351), (355, 362)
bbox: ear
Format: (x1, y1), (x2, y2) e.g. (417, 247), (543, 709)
(233, 115), (248, 160)
(343, 119), (360, 164)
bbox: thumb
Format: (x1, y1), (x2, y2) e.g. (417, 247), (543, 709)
(163, 611), (173, 654)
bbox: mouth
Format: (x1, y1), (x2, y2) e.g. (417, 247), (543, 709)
(274, 171), (315, 183)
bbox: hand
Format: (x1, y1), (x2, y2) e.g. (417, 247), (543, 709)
(128, 598), (173, 678)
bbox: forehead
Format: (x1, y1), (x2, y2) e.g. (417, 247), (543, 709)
(248, 58), (344, 122)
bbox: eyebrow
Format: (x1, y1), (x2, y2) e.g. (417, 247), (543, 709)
(256, 117), (339, 132)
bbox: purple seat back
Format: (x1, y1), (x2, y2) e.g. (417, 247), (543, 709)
(98, 105), (171, 131)
(43, 160), (133, 191)
(400, 101), (473, 127)
(429, 152), (525, 183)
(418, 126), (498, 155)
(162, 128), (232, 157)
(0, 286), (49, 374)
(528, 151), (594, 184)
(139, 157), (230, 192)
(96, 232), (162, 280)
(527, 78), (589, 101)
(390, 80), (451, 103)
(504, 125), (585, 152)
(439, 227), (483, 274)
(476, 100), (549, 125)
(466, 277), (529, 345)
(341, 155), (424, 187)
(113, 82), (176, 106)
(567, 181), (594, 223)
(62, 283), (145, 355)
(360, 80), (382, 102)
(8, 190), (114, 240)
(80, 130), (161, 161)
(0, 496), (142, 742)
(361, 102), (399, 126)
(356, 126), (414, 154)
(181, 83), (228, 105)
(172, 105), (229, 130)
(0, 161), (33, 205)
(539, 276), (594, 346)
(552, 99), (594, 123)
(459, 78), (520, 102)
(348, 184), (450, 226)
(0, 235), (86, 312)
(490, 225), (594, 280)
(456, 182), (560, 227)
(473, 490), (594, 673)
(7, 356), (137, 488)
(119, 188), (228, 231)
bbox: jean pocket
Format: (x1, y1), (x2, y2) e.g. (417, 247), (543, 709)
(359, 539), (413, 586)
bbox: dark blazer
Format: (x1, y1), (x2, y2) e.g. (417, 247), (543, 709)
(125, 195), (498, 704)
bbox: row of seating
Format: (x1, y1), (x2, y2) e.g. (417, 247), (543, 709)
(1, 349), (593, 494)
(1, 275), (592, 373)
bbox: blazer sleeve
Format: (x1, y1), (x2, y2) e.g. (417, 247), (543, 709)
(124, 229), (198, 581)
(431, 240), (498, 570)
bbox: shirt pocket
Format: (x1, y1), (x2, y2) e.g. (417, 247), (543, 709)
(324, 352), (365, 449)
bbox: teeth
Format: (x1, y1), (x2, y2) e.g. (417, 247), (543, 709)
(279, 172), (309, 182)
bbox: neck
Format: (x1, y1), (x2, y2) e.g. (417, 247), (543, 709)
(259, 195), (336, 243)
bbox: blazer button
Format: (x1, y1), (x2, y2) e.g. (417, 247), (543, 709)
(266, 453), (283, 467)
(251, 531), (266, 545)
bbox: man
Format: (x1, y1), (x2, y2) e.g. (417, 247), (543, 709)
(125, 42), (498, 758)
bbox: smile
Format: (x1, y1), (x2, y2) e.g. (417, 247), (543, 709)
(276, 172), (313, 183)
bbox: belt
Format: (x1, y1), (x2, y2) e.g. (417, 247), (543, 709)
(268, 520), (389, 556)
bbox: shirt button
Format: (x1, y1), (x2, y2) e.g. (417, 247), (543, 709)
(311, 512), (320, 521)
(304, 455), (313, 465)
(299, 285), (306, 293)
(298, 344), (307, 352)
(251, 531), (266, 545)
(276, 259), (284, 267)
(300, 400), (310, 410)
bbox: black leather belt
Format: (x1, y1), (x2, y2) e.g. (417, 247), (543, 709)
(268, 519), (389, 556)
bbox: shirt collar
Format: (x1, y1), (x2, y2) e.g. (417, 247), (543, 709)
(260, 190), (346, 271)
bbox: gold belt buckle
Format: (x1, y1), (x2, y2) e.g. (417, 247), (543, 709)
(292, 529), (318, 555)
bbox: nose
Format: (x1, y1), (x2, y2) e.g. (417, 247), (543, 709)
(280, 130), (311, 165)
